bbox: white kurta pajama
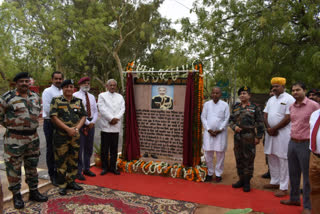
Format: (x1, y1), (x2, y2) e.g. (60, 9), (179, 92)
(264, 92), (295, 190)
(201, 100), (230, 177)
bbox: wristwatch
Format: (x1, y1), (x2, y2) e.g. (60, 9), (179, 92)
(74, 127), (79, 132)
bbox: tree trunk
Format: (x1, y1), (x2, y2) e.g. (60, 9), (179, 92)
(113, 51), (124, 93)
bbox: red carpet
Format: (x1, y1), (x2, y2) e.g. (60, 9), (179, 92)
(79, 167), (303, 214)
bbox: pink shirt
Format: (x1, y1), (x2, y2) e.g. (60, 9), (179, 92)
(290, 97), (320, 140)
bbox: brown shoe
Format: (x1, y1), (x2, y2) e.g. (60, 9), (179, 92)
(263, 184), (280, 189)
(280, 199), (301, 206)
(301, 209), (311, 214)
(274, 189), (288, 197)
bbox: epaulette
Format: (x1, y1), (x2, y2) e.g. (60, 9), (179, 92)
(233, 102), (241, 108)
(2, 90), (16, 103)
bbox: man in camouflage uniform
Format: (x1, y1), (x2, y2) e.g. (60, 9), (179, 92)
(50, 79), (86, 196)
(0, 72), (48, 209)
(229, 86), (264, 192)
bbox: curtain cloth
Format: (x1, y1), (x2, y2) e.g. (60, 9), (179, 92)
(183, 72), (195, 166)
(124, 73), (140, 160)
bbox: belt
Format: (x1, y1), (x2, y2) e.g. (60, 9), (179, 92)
(313, 152), (320, 158)
(291, 138), (309, 143)
(8, 129), (37, 136)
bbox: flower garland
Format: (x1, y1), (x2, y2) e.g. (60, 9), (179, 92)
(116, 159), (207, 182)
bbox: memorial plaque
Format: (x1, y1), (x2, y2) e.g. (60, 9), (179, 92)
(134, 77), (186, 160)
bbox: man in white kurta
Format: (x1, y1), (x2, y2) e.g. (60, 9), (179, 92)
(97, 79), (125, 175)
(201, 87), (230, 182)
(264, 77), (295, 197)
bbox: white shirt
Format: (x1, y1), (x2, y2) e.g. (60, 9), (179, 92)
(264, 92), (295, 159)
(201, 100), (230, 152)
(42, 85), (62, 119)
(310, 109), (320, 154)
(73, 89), (98, 125)
(97, 91), (125, 133)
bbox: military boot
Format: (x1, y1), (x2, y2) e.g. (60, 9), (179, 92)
(13, 193), (24, 209)
(243, 175), (251, 192)
(29, 190), (48, 202)
(232, 176), (244, 188)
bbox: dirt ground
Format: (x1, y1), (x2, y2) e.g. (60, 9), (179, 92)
(3, 128), (274, 213)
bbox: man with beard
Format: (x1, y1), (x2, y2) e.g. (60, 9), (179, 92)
(73, 77), (98, 180)
(201, 87), (230, 183)
(0, 72), (48, 209)
(50, 80), (87, 195)
(280, 82), (319, 214)
(263, 77), (295, 197)
(42, 71), (63, 186)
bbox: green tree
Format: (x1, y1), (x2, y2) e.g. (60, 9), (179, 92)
(181, 0), (320, 92)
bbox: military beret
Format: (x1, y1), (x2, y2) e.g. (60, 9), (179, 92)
(307, 89), (318, 96)
(61, 79), (74, 88)
(271, 77), (286, 85)
(238, 86), (251, 95)
(78, 77), (90, 85)
(13, 72), (31, 82)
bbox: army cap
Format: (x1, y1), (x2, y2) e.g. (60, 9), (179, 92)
(61, 79), (74, 88)
(238, 86), (251, 95)
(13, 72), (31, 82)
(78, 77), (90, 85)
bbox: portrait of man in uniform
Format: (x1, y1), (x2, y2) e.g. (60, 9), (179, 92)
(151, 85), (174, 110)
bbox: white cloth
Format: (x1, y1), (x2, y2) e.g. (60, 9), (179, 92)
(264, 92), (295, 159)
(268, 154), (289, 190)
(73, 90), (98, 125)
(310, 109), (320, 154)
(41, 85), (62, 119)
(204, 151), (225, 177)
(201, 100), (230, 152)
(97, 91), (125, 133)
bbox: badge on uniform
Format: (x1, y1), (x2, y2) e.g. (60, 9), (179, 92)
(280, 102), (286, 105)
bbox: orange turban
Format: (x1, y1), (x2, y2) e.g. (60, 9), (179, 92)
(271, 77), (286, 85)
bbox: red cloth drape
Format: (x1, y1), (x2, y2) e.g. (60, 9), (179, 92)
(125, 73), (140, 160)
(183, 72), (194, 166)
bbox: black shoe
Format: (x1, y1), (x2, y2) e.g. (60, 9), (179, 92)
(83, 170), (96, 177)
(214, 176), (222, 183)
(50, 176), (58, 187)
(13, 193), (24, 209)
(143, 152), (149, 158)
(232, 179), (244, 188)
(205, 175), (213, 182)
(29, 190), (48, 202)
(243, 175), (251, 192)
(58, 188), (67, 196)
(100, 169), (108, 175)
(109, 169), (120, 175)
(261, 171), (271, 179)
(76, 173), (86, 181)
(67, 182), (83, 191)
(151, 154), (158, 159)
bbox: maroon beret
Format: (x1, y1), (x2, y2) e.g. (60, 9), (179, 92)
(78, 77), (90, 85)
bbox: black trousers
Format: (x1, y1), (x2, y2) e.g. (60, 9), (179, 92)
(43, 119), (56, 178)
(100, 132), (119, 171)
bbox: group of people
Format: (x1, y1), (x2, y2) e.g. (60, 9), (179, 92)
(201, 77), (320, 214)
(1, 72), (320, 214)
(0, 72), (125, 209)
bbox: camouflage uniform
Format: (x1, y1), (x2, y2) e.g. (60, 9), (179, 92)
(229, 102), (264, 178)
(0, 89), (41, 194)
(49, 95), (86, 189)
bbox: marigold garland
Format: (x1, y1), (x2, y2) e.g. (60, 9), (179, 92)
(116, 159), (207, 182)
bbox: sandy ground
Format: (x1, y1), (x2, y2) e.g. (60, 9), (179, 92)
(3, 128), (276, 213)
